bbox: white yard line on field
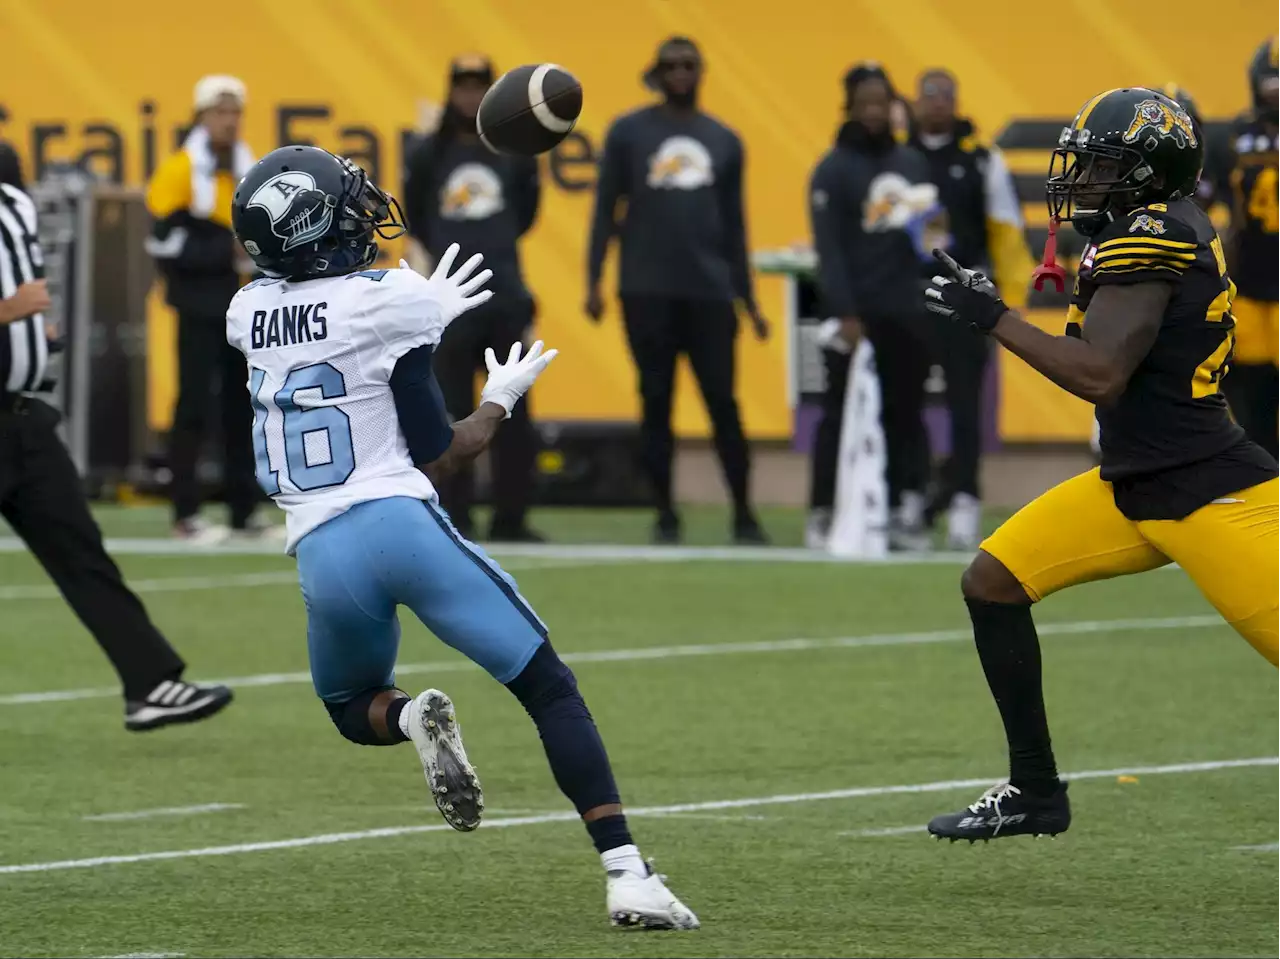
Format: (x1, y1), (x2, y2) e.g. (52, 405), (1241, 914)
(83, 803), (245, 822)
(0, 559), (618, 602)
(1232, 842), (1278, 852)
(0, 614), (1225, 707)
(95, 952), (185, 958)
(0, 535), (977, 564)
(1, 757), (1272, 876)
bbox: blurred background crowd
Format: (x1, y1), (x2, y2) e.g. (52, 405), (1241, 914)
(0, 2), (1273, 552)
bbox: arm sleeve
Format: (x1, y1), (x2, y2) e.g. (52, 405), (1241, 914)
(808, 159), (858, 317)
(145, 154), (235, 272)
(587, 119), (628, 288)
(1089, 209), (1198, 285)
(720, 136), (756, 308)
(402, 137), (434, 249)
(513, 156), (541, 238)
(982, 148), (1035, 309)
(389, 343), (455, 465)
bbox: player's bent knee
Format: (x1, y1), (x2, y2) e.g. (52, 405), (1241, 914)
(504, 642), (581, 713)
(324, 686), (405, 745)
(961, 550), (1032, 605)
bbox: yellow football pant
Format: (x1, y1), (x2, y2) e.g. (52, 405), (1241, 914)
(982, 470), (1279, 665)
(1232, 297), (1279, 366)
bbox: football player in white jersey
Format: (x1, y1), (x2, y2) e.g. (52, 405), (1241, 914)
(227, 146), (697, 930)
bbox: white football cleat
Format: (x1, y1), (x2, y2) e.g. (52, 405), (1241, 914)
(405, 689), (483, 832)
(606, 861), (700, 930)
(946, 492), (982, 551)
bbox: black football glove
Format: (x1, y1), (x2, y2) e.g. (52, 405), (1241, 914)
(924, 249), (1008, 332)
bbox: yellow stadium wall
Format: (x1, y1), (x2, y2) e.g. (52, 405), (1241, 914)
(0, 0), (1270, 440)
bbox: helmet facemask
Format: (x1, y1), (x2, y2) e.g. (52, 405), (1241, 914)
(318, 160), (406, 273)
(1047, 128), (1158, 237)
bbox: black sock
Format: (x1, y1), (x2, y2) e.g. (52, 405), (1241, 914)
(585, 814), (635, 856)
(506, 644), (624, 818)
(385, 696), (410, 744)
(965, 597), (1060, 795)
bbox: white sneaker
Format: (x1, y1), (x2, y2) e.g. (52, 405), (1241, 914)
(172, 517), (230, 546)
(229, 518), (288, 543)
(889, 491), (931, 552)
(946, 493), (982, 551)
(405, 689), (483, 832)
(805, 508), (832, 550)
(606, 861), (700, 930)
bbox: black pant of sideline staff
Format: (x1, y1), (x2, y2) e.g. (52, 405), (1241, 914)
(0, 396), (232, 729)
(434, 296), (539, 540)
(620, 296), (762, 543)
(930, 318), (990, 504)
(170, 309), (260, 530)
(810, 313), (931, 542)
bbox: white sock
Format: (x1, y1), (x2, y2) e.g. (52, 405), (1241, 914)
(397, 698), (414, 739)
(601, 843), (646, 878)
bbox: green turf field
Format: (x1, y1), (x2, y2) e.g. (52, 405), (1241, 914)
(0, 505), (1274, 958)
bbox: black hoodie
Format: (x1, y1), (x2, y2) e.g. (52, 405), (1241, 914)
(807, 122), (934, 320)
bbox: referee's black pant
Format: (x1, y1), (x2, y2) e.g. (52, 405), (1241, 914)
(433, 296), (538, 537)
(620, 296), (751, 517)
(0, 397), (184, 698)
(170, 309), (260, 529)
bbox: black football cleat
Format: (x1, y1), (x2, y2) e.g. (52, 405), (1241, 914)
(652, 511), (682, 545)
(126, 679), (233, 732)
(732, 514), (770, 546)
(927, 781), (1070, 842)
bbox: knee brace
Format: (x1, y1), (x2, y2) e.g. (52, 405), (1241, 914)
(324, 685), (404, 745)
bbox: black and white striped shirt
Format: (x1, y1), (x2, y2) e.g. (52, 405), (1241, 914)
(0, 182), (49, 394)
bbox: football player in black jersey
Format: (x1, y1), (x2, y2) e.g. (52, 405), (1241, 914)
(1223, 39), (1279, 458)
(923, 87), (1278, 842)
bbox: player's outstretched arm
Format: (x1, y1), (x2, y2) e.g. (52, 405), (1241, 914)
(992, 283), (1168, 406)
(420, 341), (558, 483)
(926, 249), (1169, 406)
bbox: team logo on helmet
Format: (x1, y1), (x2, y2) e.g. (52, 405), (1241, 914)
(247, 171), (335, 252)
(1123, 98), (1198, 149)
(1128, 214), (1166, 235)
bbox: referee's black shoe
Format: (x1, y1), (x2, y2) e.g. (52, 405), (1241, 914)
(125, 678), (233, 732)
(927, 781), (1071, 843)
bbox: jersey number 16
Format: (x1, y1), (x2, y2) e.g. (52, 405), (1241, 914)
(249, 363), (356, 495)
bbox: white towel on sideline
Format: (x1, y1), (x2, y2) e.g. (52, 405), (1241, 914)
(182, 125), (255, 219)
(827, 337), (889, 559)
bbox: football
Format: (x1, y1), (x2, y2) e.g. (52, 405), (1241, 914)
(476, 63), (583, 156)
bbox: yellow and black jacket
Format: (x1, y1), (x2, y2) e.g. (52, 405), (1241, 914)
(145, 128), (253, 317)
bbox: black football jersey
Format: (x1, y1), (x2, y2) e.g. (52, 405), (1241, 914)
(1067, 198), (1277, 519)
(1227, 117), (1278, 302)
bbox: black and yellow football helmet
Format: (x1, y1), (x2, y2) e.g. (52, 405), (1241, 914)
(1248, 37), (1279, 120)
(1047, 87), (1205, 236)
(1160, 83), (1202, 130)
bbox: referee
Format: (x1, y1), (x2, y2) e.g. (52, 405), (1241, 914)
(0, 147), (232, 731)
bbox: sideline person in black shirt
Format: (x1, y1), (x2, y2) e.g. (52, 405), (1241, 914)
(586, 36), (769, 545)
(403, 55), (544, 542)
(808, 63), (941, 550)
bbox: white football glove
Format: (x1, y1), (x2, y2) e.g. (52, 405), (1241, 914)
(399, 242), (493, 326)
(480, 340), (559, 418)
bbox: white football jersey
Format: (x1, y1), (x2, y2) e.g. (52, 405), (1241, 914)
(226, 267), (449, 554)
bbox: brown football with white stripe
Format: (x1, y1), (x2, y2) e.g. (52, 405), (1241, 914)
(476, 63), (583, 156)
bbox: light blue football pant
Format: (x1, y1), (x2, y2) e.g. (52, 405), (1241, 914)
(294, 496), (547, 703)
